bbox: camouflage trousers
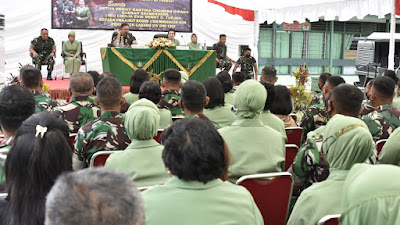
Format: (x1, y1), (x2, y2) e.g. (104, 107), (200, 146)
(217, 58), (232, 71)
(33, 53), (55, 71)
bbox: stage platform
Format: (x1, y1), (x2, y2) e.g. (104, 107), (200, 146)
(44, 78), (130, 101)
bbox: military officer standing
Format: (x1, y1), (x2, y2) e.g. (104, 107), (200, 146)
(213, 34), (235, 71)
(233, 47), (258, 79)
(29, 28), (56, 80)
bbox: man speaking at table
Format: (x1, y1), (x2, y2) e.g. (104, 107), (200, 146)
(112, 23), (137, 47)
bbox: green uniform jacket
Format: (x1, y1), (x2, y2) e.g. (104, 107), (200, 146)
(123, 92), (138, 105)
(225, 92), (235, 106)
(142, 176), (264, 225)
(105, 139), (169, 187)
(74, 6), (91, 28)
(159, 108), (172, 129)
(218, 118), (285, 183)
(203, 104), (236, 128)
(378, 127), (400, 166)
(259, 110), (287, 142)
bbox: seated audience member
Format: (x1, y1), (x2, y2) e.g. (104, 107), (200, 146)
(202, 77), (235, 128)
(53, 72), (100, 133)
(361, 76), (400, 141)
(393, 80), (400, 109)
(98, 71), (130, 113)
(158, 69), (184, 116)
(289, 84), (377, 194)
(139, 81), (172, 129)
(74, 77), (130, 169)
(0, 85), (35, 192)
(300, 76), (345, 137)
(20, 67), (58, 112)
(382, 69), (399, 84)
(360, 79), (376, 116)
(232, 71), (246, 92)
(219, 80), (285, 183)
(105, 99), (169, 186)
(309, 72), (332, 108)
(270, 85), (296, 127)
(259, 82), (287, 141)
(87, 70), (100, 94)
(260, 66), (278, 85)
(0, 112), (72, 225)
(378, 127), (400, 165)
(124, 69), (150, 105)
(287, 114), (374, 225)
(216, 70), (234, 105)
(142, 118), (263, 225)
(45, 168), (145, 225)
(180, 80), (222, 129)
(339, 164), (400, 225)
(99, 71), (115, 79)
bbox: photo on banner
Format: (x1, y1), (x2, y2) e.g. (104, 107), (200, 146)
(51, 0), (192, 32)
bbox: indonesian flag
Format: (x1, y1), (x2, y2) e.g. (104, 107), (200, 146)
(396, 0), (400, 16)
(208, 0), (255, 21)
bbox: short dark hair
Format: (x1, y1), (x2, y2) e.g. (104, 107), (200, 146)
(41, 28), (48, 32)
(138, 81), (161, 104)
(270, 85), (292, 115)
(70, 72), (94, 93)
(96, 77), (122, 107)
(219, 34), (226, 38)
(326, 76), (346, 89)
(168, 28), (175, 34)
(331, 84), (364, 117)
(243, 47), (251, 52)
(261, 81), (275, 111)
(181, 80), (207, 113)
(120, 23), (129, 28)
(373, 76), (395, 98)
(4, 112), (72, 225)
(232, 72), (246, 84)
(261, 66), (277, 82)
(0, 85), (35, 134)
(87, 70), (100, 88)
(319, 72), (332, 84)
(129, 69), (150, 94)
(21, 67), (42, 89)
(384, 69), (399, 84)
(163, 69), (181, 85)
(202, 77), (224, 109)
(99, 72), (116, 80)
(162, 118), (228, 183)
(216, 71), (233, 93)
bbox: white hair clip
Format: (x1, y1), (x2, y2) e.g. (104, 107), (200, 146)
(35, 125), (48, 139)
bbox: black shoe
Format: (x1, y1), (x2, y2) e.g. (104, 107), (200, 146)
(47, 75), (53, 80)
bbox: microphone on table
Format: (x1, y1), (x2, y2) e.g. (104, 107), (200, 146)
(181, 35), (187, 46)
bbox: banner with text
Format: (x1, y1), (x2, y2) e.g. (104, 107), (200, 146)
(52, 0), (192, 32)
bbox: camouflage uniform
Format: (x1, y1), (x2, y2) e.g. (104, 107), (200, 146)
(213, 42), (232, 71)
(360, 101), (376, 117)
(0, 136), (14, 193)
(300, 106), (327, 139)
(52, 96), (101, 133)
(235, 55), (256, 79)
(30, 36), (56, 72)
(309, 92), (324, 108)
(54, 0), (75, 27)
(31, 90), (58, 113)
(361, 104), (400, 141)
(74, 111), (131, 167)
(111, 33), (137, 47)
(158, 90), (184, 116)
(186, 113), (222, 129)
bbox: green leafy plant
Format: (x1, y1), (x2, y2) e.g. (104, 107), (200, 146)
(290, 63), (313, 111)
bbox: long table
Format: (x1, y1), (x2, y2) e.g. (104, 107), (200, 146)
(101, 47), (216, 86)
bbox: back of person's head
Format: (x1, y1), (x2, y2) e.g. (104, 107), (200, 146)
(125, 99), (160, 140)
(96, 77), (122, 108)
(130, 69), (150, 94)
(99, 72), (116, 80)
(0, 85), (35, 134)
(202, 77), (224, 109)
(383, 69), (399, 84)
(261, 66), (277, 84)
(270, 85), (292, 115)
(45, 168), (145, 225)
(5, 112), (72, 225)
(163, 69), (181, 87)
(181, 80), (207, 113)
(138, 81), (161, 104)
(216, 71), (233, 93)
(330, 84), (364, 117)
(234, 80), (267, 119)
(87, 70), (100, 88)
(70, 72), (94, 94)
(318, 72), (332, 89)
(162, 118), (229, 183)
(372, 76), (395, 99)
(21, 67), (42, 89)
(232, 72), (246, 85)
(325, 76), (346, 90)
(260, 81), (275, 111)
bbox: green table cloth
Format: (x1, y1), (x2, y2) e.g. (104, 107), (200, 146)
(101, 47), (216, 86)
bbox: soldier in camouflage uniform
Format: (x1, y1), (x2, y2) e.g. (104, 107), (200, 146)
(29, 28), (56, 80)
(112, 23), (137, 47)
(233, 47), (258, 80)
(213, 34), (235, 71)
(53, 0), (75, 28)
(158, 69), (184, 116)
(53, 73), (100, 133)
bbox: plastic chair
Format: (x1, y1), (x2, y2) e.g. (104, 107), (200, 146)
(285, 127), (303, 148)
(89, 150), (119, 167)
(317, 214), (340, 225)
(61, 41), (87, 79)
(153, 129), (164, 143)
(376, 139), (387, 156)
(69, 133), (77, 146)
(289, 113), (297, 123)
(172, 116), (185, 122)
(284, 144), (299, 171)
(30, 52), (56, 79)
(236, 172), (294, 225)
